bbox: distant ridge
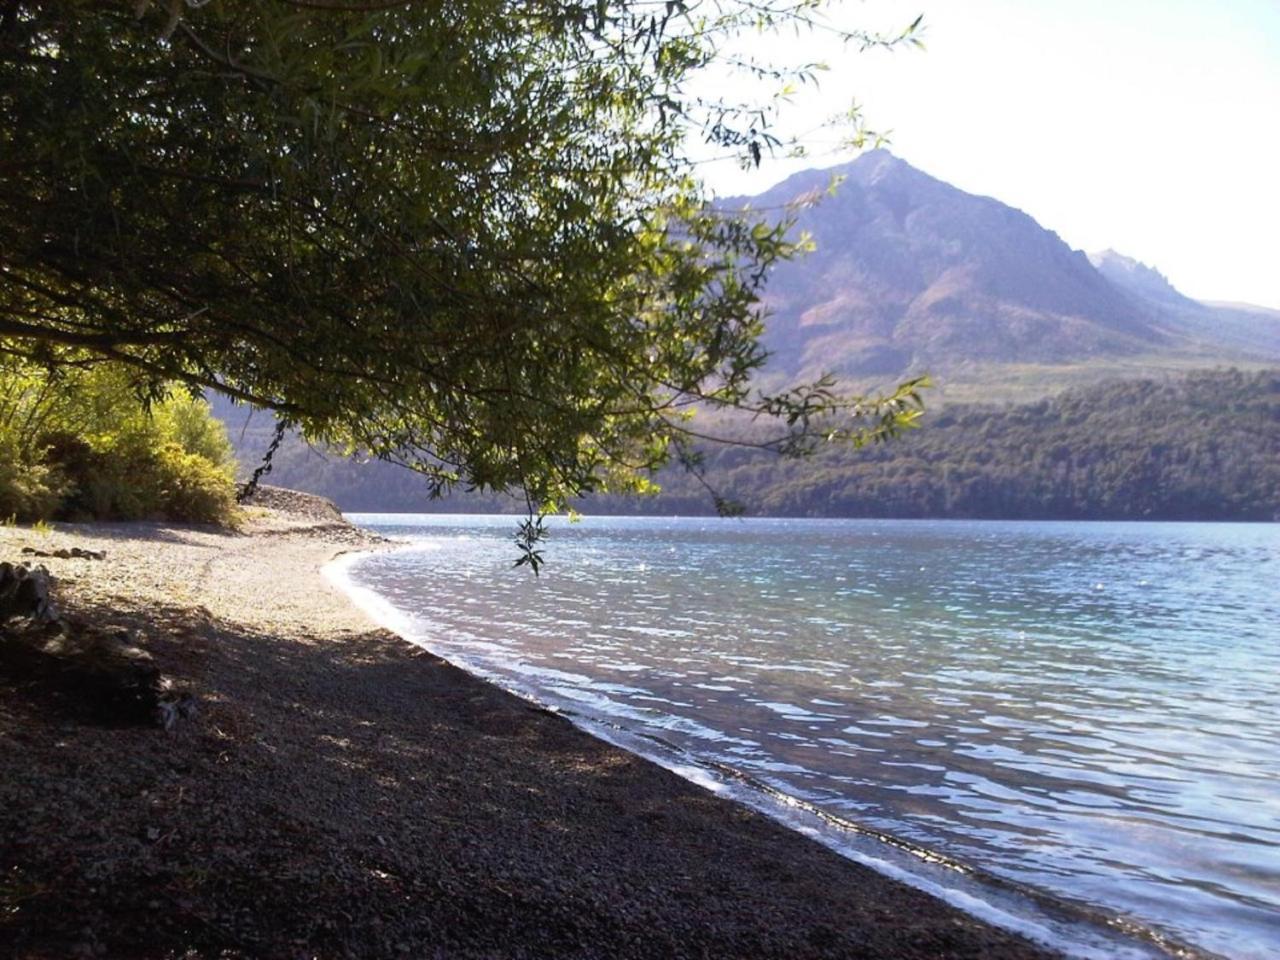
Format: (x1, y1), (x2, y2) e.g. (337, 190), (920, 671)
(1087, 249), (1199, 311)
(723, 150), (1280, 386)
(1089, 249), (1280, 360)
(217, 370), (1280, 521)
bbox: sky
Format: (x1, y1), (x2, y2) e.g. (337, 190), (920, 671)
(695, 0), (1280, 309)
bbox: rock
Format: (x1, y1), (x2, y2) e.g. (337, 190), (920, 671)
(29, 623), (165, 723)
(1, 559), (195, 729)
(155, 692), (199, 732)
(2, 612), (191, 730)
(19, 546), (106, 561)
(155, 700), (178, 731)
(0, 562), (60, 623)
(243, 484), (345, 522)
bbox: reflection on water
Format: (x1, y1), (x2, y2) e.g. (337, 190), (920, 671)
(347, 515), (1280, 960)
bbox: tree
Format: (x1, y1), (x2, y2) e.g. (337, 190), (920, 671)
(0, 0), (926, 565)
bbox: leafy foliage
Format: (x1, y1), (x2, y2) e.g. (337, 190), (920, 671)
(0, 0), (926, 535)
(513, 514), (548, 575)
(0, 435), (62, 522)
(0, 360), (236, 524)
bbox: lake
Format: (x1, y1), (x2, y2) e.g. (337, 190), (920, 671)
(336, 515), (1280, 960)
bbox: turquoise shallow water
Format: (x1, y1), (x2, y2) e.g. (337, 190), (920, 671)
(343, 515), (1280, 959)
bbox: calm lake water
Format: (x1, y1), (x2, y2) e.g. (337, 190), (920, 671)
(341, 515), (1280, 960)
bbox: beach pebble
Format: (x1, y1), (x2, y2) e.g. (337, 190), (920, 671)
(0, 562), (60, 623)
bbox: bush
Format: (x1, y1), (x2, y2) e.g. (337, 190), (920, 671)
(82, 429), (168, 521)
(155, 394), (234, 468)
(153, 442), (236, 523)
(44, 430), (236, 526)
(0, 360), (238, 525)
(0, 436), (65, 523)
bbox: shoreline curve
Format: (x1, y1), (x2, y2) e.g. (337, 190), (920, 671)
(326, 539), (1186, 960)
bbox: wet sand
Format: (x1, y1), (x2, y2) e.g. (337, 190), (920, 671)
(0, 489), (1060, 958)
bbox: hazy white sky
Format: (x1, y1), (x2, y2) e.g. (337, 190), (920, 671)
(698, 0), (1280, 308)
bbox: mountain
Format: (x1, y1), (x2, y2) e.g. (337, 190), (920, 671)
(1090, 250), (1280, 360)
(1088, 249), (1198, 311)
(729, 150), (1279, 391)
(217, 150), (1280, 517)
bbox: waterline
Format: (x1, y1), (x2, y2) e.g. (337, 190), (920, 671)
(323, 519), (1275, 959)
(335, 515), (1279, 958)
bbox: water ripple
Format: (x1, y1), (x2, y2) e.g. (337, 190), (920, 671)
(348, 515), (1280, 960)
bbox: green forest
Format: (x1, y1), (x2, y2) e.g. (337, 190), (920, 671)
(241, 369), (1280, 522)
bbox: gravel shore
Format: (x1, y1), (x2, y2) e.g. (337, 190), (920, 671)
(0, 490), (1060, 959)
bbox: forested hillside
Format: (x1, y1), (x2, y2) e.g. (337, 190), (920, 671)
(228, 369), (1280, 522)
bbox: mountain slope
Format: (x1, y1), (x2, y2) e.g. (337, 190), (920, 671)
(1091, 250), (1280, 359)
(730, 151), (1277, 388)
(732, 150), (1163, 379)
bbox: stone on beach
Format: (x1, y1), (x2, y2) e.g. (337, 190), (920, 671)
(0, 561), (60, 623)
(0, 561), (193, 728)
(21, 546), (107, 561)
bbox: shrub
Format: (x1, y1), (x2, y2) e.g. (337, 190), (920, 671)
(154, 394), (234, 469)
(0, 360), (238, 525)
(0, 436), (65, 522)
(153, 442), (236, 523)
(43, 429), (237, 526)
